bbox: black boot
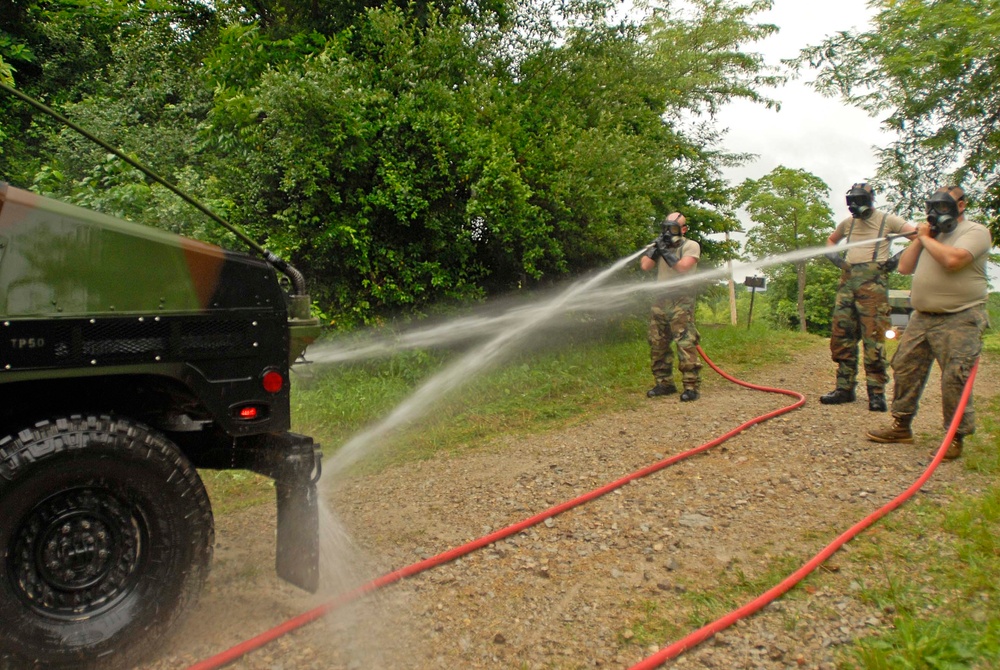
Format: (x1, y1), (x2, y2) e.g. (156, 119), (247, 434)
(680, 389), (699, 402)
(647, 383), (677, 398)
(868, 390), (887, 412)
(820, 387), (855, 405)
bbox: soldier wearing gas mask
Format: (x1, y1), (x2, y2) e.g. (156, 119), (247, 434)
(821, 183), (915, 411)
(867, 186), (992, 461)
(640, 212), (702, 401)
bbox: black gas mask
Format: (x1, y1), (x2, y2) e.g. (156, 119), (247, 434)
(660, 219), (683, 247)
(846, 184), (874, 219)
(925, 191), (961, 235)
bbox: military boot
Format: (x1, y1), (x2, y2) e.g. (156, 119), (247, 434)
(680, 388), (699, 402)
(646, 382), (677, 398)
(942, 435), (963, 461)
(867, 388), (887, 412)
(866, 416), (913, 443)
(820, 387), (855, 405)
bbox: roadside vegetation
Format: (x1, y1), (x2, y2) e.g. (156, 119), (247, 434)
(209, 287), (999, 666)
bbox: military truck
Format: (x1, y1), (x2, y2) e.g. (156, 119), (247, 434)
(888, 288), (913, 334)
(0, 90), (322, 669)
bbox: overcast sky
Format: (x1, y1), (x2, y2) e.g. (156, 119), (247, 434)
(711, 0), (885, 278)
(712, 0), (1000, 287)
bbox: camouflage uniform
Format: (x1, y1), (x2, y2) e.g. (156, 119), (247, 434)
(829, 262), (891, 394)
(890, 307), (988, 435)
(648, 294), (701, 390)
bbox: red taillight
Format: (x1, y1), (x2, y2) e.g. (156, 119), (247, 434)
(238, 406), (259, 420)
(262, 370), (284, 393)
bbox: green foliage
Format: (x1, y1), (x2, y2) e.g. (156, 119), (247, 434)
(764, 259), (841, 334)
(798, 0), (1000, 235)
(735, 167), (833, 254)
(4, 0), (787, 327)
(735, 166), (836, 332)
(0, 0), (217, 184)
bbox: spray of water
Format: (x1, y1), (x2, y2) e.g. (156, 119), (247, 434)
(313, 236), (891, 479)
(305, 236), (901, 666)
(301, 236), (892, 368)
(320, 248), (647, 479)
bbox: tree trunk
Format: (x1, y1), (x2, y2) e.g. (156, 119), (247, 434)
(796, 260), (807, 332)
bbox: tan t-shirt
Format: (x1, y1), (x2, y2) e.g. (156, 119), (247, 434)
(656, 238), (701, 281)
(910, 218), (992, 314)
(834, 210), (911, 264)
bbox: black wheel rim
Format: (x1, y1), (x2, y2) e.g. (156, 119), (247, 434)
(9, 487), (143, 619)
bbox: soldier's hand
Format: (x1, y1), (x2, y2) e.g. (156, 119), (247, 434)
(824, 251), (847, 270)
(881, 250), (903, 273)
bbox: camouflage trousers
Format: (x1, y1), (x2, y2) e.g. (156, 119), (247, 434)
(890, 305), (989, 436)
(648, 295), (701, 390)
(829, 263), (891, 393)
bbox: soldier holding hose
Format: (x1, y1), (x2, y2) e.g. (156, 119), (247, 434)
(821, 182), (915, 411)
(641, 212), (702, 402)
(867, 185), (992, 460)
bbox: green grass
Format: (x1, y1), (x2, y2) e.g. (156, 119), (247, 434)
(840, 394), (1000, 669)
(200, 470), (275, 514)
(289, 317), (820, 474)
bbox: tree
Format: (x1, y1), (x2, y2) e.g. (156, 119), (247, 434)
(796, 0), (1000, 236)
(5, 0), (786, 328)
(735, 167), (833, 332)
(0, 0), (217, 184)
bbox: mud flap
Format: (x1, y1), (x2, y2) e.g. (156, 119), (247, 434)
(275, 470), (320, 592)
(241, 431), (322, 593)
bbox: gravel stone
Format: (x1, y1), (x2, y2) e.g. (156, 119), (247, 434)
(138, 343), (998, 670)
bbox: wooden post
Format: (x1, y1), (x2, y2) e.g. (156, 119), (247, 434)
(726, 232), (737, 325)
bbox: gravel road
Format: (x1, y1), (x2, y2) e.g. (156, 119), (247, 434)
(142, 340), (999, 670)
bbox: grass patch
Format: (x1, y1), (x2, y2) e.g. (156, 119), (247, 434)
(290, 317), (823, 474)
(841, 394), (1000, 669)
(200, 470), (275, 514)
(623, 599), (688, 647)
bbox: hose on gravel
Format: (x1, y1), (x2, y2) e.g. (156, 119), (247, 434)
(628, 354), (980, 670)
(188, 348), (974, 670)
(187, 344), (804, 670)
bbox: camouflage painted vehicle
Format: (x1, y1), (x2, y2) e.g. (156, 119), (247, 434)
(888, 288), (913, 333)
(0, 181), (322, 667)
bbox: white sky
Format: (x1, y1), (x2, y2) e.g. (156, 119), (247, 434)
(716, 0), (882, 212)
(712, 0), (885, 279)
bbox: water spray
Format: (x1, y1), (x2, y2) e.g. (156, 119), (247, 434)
(302, 236), (895, 369)
(310, 236), (906, 477)
(321, 248), (647, 479)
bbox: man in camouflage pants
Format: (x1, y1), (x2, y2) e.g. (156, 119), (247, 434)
(822, 183), (915, 411)
(867, 186), (992, 461)
(641, 212), (702, 402)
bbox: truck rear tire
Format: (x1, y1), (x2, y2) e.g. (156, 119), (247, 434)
(0, 415), (214, 669)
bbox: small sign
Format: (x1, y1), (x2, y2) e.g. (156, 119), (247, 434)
(743, 276), (766, 289)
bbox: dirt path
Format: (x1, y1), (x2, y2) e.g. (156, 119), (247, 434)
(143, 341), (999, 670)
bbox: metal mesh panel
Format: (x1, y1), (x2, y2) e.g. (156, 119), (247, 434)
(180, 320), (251, 354)
(82, 321), (169, 358)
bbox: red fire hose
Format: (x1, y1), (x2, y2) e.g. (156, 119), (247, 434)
(188, 348), (977, 670)
(627, 355), (979, 669)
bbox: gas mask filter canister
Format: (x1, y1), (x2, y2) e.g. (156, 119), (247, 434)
(925, 192), (960, 235)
